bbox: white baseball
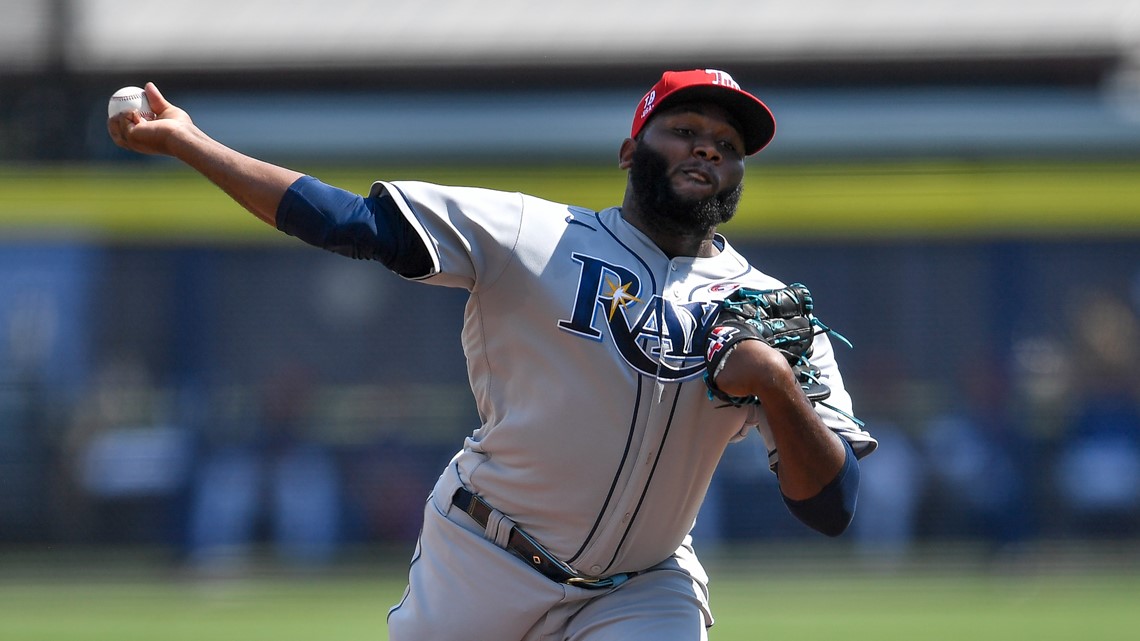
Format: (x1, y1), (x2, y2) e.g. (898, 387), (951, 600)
(108, 86), (155, 119)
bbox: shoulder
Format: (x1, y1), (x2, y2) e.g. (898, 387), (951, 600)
(370, 180), (595, 225)
(370, 180), (526, 206)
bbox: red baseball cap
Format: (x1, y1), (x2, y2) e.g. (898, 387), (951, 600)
(631, 69), (776, 155)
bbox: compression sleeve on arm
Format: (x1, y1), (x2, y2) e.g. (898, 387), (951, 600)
(275, 175), (432, 278)
(781, 437), (860, 537)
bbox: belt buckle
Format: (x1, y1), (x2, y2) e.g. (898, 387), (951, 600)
(566, 576), (610, 589)
(566, 573), (630, 590)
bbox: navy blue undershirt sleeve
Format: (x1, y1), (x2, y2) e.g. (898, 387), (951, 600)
(275, 175), (432, 278)
(780, 437), (860, 537)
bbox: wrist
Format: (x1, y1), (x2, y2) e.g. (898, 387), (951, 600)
(163, 122), (214, 161)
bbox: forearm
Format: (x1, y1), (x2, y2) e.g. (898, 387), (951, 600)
(754, 364), (847, 501)
(714, 341), (847, 500)
(166, 125), (303, 226)
(106, 83), (303, 227)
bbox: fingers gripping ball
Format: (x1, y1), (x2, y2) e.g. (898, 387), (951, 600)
(704, 283), (832, 406)
(108, 86), (155, 120)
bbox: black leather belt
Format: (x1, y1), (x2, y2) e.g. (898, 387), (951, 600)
(452, 487), (632, 590)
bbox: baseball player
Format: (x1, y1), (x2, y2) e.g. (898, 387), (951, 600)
(108, 69), (877, 640)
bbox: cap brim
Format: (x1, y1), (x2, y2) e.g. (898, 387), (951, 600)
(657, 85), (776, 155)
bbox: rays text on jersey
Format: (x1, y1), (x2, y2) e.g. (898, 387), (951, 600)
(558, 252), (719, 380)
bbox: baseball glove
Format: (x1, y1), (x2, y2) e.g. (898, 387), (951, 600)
(703, 283), (833, 406)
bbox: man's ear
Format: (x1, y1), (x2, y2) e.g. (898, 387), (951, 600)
(618, 138), (636, 170)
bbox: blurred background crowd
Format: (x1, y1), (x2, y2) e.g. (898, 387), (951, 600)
(2, 0), (1140, 572)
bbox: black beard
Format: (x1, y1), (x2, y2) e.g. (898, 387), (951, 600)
(628, 142), (742, 238)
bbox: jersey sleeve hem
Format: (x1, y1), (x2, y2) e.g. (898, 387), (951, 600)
(369, 180), (441, 280)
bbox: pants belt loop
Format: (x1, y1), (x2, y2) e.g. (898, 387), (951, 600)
(484, 508), (515, 550)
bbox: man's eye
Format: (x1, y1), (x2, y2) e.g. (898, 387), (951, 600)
(720, 140), (739, 153)
(673, 127), (693, 136)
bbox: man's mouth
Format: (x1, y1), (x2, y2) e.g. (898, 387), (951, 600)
(679, 166), (715, 186)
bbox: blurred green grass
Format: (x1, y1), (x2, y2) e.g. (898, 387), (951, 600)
(2, 544), (1138, 641)
(709, 570), (1140, 641)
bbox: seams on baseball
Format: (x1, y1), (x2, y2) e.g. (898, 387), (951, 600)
(108, 86), (155, 119)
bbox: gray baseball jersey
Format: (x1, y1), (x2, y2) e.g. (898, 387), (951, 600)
(380, 179), (877, 639)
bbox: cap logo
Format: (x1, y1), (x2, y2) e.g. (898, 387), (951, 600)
(641, 89), (657, 118)
(704, 69), (740, 90)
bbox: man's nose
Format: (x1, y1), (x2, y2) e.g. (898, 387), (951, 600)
(693, 137), (721, 162)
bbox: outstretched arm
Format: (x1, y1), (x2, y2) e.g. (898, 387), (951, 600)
(107, 83), (431, 276)
(107, 82), (302, 226)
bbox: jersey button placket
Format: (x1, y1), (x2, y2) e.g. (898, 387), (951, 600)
(667, 260), (682, 298)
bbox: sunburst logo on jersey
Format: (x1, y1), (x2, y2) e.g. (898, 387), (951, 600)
(604, 277), (641, 321)
(559, 252), (717, 380)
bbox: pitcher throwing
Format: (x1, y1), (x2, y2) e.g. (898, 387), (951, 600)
(108, 68), (877, 640)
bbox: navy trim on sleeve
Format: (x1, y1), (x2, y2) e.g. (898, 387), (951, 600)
(276, 175), (432, 278)
(781, 437), (860, 537)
